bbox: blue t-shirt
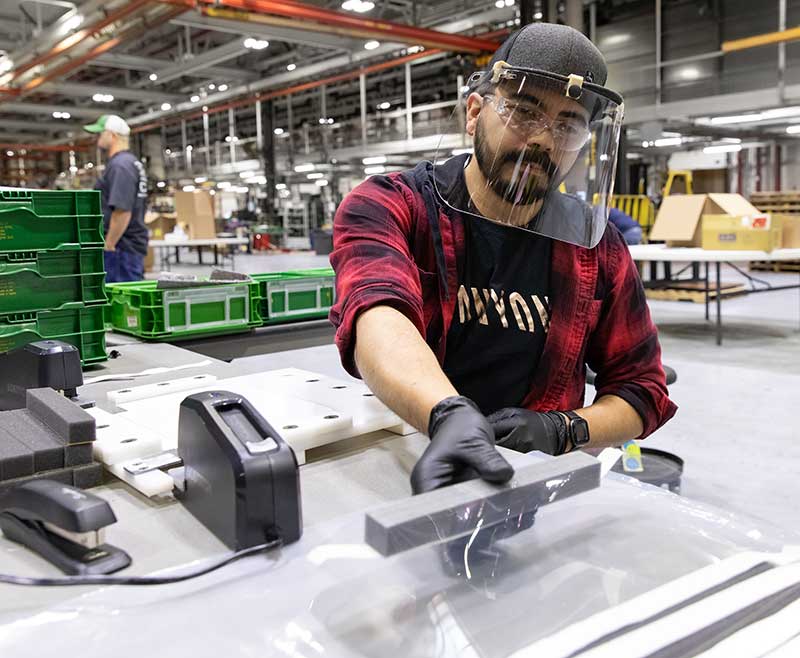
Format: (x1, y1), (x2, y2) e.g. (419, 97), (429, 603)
(95, 150), (149, 256)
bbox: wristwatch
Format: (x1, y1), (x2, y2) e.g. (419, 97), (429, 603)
(563, 411), (590, 450)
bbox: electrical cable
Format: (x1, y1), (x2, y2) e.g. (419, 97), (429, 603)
(0, 538), (282, 587)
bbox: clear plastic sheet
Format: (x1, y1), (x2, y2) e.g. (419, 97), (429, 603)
(0, 455), (797, 658)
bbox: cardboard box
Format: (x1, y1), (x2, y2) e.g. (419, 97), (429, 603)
(649, 194), (762, 247)
(144, 247), (155, 272)
(701, 214), (783, 252)
(144, 211), (177, 239)
(174, 191), (216, 239)
(775, 213), (800, 248)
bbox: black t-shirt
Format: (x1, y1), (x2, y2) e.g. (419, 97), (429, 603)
(95, 150), (149, 256)
(442, 159), (553, 415)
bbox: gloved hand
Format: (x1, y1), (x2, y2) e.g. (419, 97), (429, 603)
(410, 396), (514, 495)
(487, 408), (569, 456)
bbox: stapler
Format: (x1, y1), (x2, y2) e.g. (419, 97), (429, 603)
(0, 340), (88, 411)
(0, 479), (131, 575)
(175, 391), (302, 550)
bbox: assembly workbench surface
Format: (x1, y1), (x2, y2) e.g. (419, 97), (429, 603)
(1, 342), (798, 657)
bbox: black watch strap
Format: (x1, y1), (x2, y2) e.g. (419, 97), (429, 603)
(564, 410), (590, 448)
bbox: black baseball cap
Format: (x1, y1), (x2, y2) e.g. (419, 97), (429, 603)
(475, 23), (622, 106)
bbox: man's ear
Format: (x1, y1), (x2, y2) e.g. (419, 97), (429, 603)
(465, 92), (483, 136)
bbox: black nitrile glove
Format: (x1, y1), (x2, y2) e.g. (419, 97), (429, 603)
(487, 408), (569, 456)
(410, 396), (514, 495)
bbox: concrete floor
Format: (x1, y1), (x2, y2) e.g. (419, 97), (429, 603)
(642, 265), (800, 536)
(152, 252), (800, 535)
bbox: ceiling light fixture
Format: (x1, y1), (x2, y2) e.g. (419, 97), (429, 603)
(294, 163), (315, 172)
(307, 172), (324, 179)
(157, 181), (166, 188)
(362, 155), (387, 165)
(160, 102), (172, 111)
(217, 84), (228, 92)
(364, 165), (386, 175)
(364, 40), (380, 50)
(274, 128), (285, 135)
(287, 63), (296, 71)
(244, 38), (269, 50)
(190, 95), (200, 103)
(342, 0), (375, 12)
(315, 179), (329, 186)
(377, 101), (391, 110)
(653, 137), (683, 147)
(149, 73), (158, 81)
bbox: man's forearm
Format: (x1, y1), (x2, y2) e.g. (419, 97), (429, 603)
(354, 305), (457, 433)
(570, 395), (644, 450)
(105, 209), (132, 250)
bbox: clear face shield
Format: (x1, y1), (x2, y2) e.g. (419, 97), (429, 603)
(433, 63), (625, 248)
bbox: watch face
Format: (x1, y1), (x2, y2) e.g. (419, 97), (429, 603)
(573, 418), (590, 445)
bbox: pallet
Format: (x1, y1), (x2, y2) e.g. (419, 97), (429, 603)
(644, 280), (747, 303)
(749, 260), (800, 273)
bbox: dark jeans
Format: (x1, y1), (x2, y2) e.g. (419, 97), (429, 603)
(104, 248), (145, 283)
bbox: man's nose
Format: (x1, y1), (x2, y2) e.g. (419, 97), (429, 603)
(526, 126), (556, 154)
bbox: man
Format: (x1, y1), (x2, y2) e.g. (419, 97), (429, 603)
(608, 207), (643, 245)
(330, 23), (676, 495)
(83, 114), (149, 282)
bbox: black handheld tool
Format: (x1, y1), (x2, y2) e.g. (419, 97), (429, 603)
(176, 391), (302, 550)
(0, 341), (85, 411)
(0, 479), (131, 575)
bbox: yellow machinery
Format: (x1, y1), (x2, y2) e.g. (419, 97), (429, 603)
(663, 170), (694, 196)
(591, 192), (656, 233)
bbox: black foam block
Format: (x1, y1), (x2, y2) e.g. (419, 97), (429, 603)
(72, 462), (104, 489)
(64, 443), (94, 467)
(1, 410), (64, 472)
(0, 429), (35, 482)
(26, 388), (95, 445)
(0, 468), (73, 493)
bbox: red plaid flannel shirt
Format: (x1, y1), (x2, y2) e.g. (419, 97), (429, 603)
(329, 162), (677, 438)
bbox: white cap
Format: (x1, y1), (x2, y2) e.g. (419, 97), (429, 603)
(83, 114), (131, 136)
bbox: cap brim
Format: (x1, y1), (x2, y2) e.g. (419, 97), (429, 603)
(83, 123), (104, 133)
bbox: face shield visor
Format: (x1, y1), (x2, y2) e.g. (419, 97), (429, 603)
(433, 63), (624, 248)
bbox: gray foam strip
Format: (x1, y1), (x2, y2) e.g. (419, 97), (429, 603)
(364, 451), (601, 557)
(1, 411), (64, 472)
(26, 388), (96, 445)
(72, 463), (104, 489)
(64, 443), (94, 468)
(0, 428), (35, 481)
(0, 466), (72, 493)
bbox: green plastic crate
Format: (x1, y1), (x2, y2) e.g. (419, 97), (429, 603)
(106, 280), (263, 340)
(252, 269), (335, 325)
(0, 206), (104, 253)
(0, 245), (107, 316)
(0, 303), (108, 365)
(0, 189), (101, 217)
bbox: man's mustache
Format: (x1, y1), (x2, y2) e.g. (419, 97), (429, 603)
(500, 148), (557, 179)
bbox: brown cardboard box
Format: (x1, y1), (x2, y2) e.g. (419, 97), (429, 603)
(701, 214), (783, 252)
(174, 191), (216, 239)
(649, 194), (762, 247)
(144, 211), (177, 239)
(144, 247), (155, 272)
(775, 214), (800, 248)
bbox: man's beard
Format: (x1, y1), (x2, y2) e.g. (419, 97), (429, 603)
(473, 117), (558, 206)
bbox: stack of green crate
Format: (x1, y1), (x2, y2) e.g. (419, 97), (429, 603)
(0, 190), (109, 364)
(106, 279), (264, 341)
(252, 267), (336, 326)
